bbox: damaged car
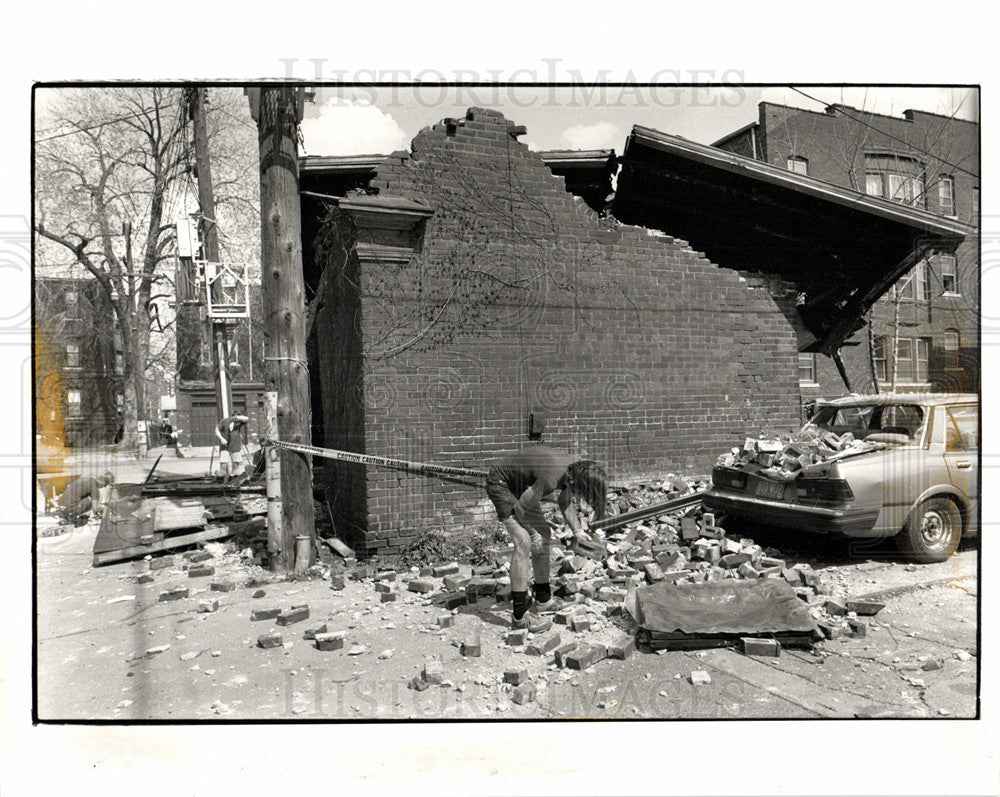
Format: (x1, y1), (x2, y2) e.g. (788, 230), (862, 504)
(705, 394), (978, 563)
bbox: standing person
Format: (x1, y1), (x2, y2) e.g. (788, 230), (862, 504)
(486, 445), (608, 630)
(160, 416), (173, 447)
(215, 414), (249, 478)
(57, 471), (114, 525)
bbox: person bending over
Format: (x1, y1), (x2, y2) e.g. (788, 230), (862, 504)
(486, 445), (607, 631)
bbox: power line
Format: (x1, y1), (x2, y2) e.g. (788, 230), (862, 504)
(35, 106), (163, 143)
(787, 87), (979, 180)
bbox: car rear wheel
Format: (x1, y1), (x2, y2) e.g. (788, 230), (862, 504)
(896, 497), (962, 563)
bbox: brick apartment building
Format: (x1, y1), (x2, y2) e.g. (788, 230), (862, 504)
(35, 277), (124, 447)
(713, 101), (980, 398)
(298, 107), (968, 554)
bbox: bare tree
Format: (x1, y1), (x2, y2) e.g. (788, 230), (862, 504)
(34, 87), (261, 451)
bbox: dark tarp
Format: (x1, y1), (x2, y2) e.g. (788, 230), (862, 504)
(629, 579), (819, 650)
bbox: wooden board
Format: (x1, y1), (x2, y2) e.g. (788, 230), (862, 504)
(92, 518), (266, 566)
(153, 500), (207, 531)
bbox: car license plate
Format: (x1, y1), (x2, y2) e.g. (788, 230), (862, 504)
(754, 479), (784, 500)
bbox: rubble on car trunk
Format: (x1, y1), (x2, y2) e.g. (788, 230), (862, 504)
(715, 425), (887, 481)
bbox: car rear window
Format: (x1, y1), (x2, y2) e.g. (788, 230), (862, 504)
(811, 403), (924, 441)
(946, 405), (978, 450)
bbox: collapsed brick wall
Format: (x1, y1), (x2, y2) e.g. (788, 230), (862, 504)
(314, 108), (801, 554)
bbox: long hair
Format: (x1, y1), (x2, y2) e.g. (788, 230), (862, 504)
(566, 460), (608, 521)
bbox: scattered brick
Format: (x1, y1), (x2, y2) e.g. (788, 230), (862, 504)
(158, 587), (188, 602)
(825, 597), (847, 615)
(374, 581), (392, 594)
(566, 644), (607, 670)
(608, 635), (636, 660)
(461, 633), (482, 657)
(512, 683), (536, 705)
(818, 622), (845, 640)
(314, 632), (344, 651)
(198, 599), (219, 613)
(737, 562), (759, 579)
(188, 566), (215, 578)
(210, 581), (235, 592)
(380, 592), (397, 603)
(554, 642), (581, 668)
(443, 574), (470, 591)
(257, 633), (283, 649)
(506, 630), (528, 646)
(423, 659), (444, 684)
(504, 668), (530, 685)
(846, 599), (884, 616)
(526, 632), (562, 656)
(407, 579), (436, 594)
(435, 592), (467, 610)
(251, 589), (266, 598)
(437, 614), (456, 628)
(847, 618), (868, 637)
(433, 563), (460, 577)
(330, 575), (346, 590)
(570, 616), (591, 633)
(137, 574), (154, 584)
(186, 550), (212, 563)
(149, 556), (174, 571)
(419, 566), (435, 577)
(276, 606), (310, 626)
(374, 570), (396, 582)
(554, 608), (575, 625)
(304, 624), (328, 640)
(740, 637), (781, 657)
(408, 676), (429, 691)
(597, 586), (628, 603)
(690, 670), (712, 685)
(680, 517), (701, 541)
(720, 553), (750, 569)
(251, 607), (281, 622)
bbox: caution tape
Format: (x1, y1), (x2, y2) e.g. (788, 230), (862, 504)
(264, 438), (488, 481)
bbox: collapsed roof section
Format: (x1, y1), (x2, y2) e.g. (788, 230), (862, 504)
(613, 125), (973, 356)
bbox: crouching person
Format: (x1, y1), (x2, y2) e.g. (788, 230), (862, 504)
(486, 446), (607, 631)
(57, 471), (114, 526)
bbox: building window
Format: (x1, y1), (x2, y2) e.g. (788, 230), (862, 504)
(916, 338), (930, 382)
(798, 352), (817, 384)
(67, 389), (82, 416)
(876, 336), (930, 384)
(938, 176), (955, 216)
(65, 290), (78, 316)
(892, 261), (929, 302)
(874, 337), (888, 381)
(65, 343), (80, 368)
(787, 156), (808, 175)
(938, 254), (959, 294)
(864, 154), (926, 207)
(115, 352), (124, 374)
(944, 329), (961, 370)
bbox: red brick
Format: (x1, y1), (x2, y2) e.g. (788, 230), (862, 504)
(525, 632), (562, 656)
(158, 587), (188, 602)
(257, 633), (283, 649)
(277, 606), (310, 625)
(315, 632), (344, 651)
(251, 608), (281, 621)
(740, 637), (781, 657)
(210, 581), (236, 592)
(566, 644), (608, 670)
(608, 635), (636, 660)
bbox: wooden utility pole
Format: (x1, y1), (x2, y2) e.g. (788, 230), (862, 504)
(248, 86), (314, 571)
(188, 87), (233, 421)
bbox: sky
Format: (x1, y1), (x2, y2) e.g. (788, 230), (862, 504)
(299, 84), (978, 157)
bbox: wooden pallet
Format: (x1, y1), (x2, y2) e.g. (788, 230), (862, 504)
(92, 518), (266, 566)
